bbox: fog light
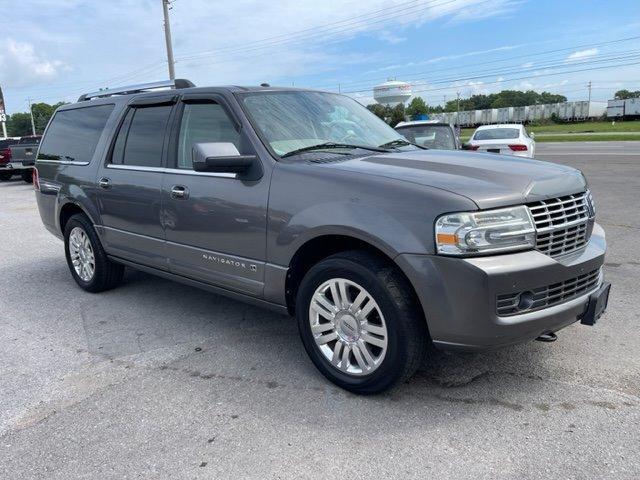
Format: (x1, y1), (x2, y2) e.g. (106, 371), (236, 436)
(517, 291), (535, 311)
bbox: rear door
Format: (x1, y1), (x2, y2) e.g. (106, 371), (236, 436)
(161, 94), (269, 297)
(96, 95), (176, 270)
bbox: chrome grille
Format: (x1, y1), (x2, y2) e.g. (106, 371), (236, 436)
(497, 268), (601, 316)
(527, 191), (592, 257)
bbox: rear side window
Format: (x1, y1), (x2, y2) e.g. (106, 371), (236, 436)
(473, 128), (520, 141)
(111, 105), (172, 167)
(38, 105), (114, 163)
(176, 103), (239, 169)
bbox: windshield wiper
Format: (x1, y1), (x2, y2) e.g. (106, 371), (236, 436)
(379, 139), (427, 150)
(281, 142), (389, 158)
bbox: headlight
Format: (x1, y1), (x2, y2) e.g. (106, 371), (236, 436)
(587, 190), (596, 216)
(435, 205), (536, 256)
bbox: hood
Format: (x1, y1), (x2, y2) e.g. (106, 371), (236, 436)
(323, 150), (586, 209)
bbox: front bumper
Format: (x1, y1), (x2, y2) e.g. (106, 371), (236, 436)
(396, 223), (607, 350)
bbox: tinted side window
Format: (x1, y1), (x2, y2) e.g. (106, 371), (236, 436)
(111, 105), (172, 167)
(177, 103), (239, 169)
(38, 105), (114, 163)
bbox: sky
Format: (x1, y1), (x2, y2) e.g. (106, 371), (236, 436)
(2, 0), (640, 114)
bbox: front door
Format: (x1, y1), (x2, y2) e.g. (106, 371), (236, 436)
(96, 96), (175, 270)
(161, 96), (269, 297)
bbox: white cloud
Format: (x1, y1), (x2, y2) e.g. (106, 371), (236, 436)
(0, 39), (66, 88)
(566, 48), (599, 62)
(369, 44), (524, 74)
(377, 31), (406, 45)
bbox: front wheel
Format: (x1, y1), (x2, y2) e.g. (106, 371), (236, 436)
(64, 214), (124, 292)
(0, 171), (12, 181)
(296, 250), (428, 394)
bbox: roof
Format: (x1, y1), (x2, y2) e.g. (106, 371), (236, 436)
(395, 120), (453, 128)
(474, 123), (524, 130)
(76, 78), (330, 103)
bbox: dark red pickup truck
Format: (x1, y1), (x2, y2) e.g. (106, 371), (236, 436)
(0, 135), (41, 182)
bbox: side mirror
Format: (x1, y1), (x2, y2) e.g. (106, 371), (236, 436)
(192, 142), (256, 174)
(530, 132), (536, 139)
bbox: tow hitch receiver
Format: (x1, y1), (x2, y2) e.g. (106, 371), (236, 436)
(536, 332), (557, 342)
(580, 282), (611, 326)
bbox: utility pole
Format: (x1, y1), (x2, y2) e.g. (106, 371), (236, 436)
(456, 91), (460, 128)
(162, 0), (176, 80)
(443, 95), (446, 110)
(587, 81), (592, 103)
(0, 84), (6, 138)
(27, 98), (36, 136)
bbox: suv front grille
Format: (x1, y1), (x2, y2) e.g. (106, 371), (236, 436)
(496, 268), (601, 316)
(527, 191), (592, 258)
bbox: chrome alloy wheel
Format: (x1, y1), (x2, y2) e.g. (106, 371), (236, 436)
(308, 278), (388, 376)
(68, 227), (95, 282)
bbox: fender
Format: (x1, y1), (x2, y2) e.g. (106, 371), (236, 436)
(273, 201), (425, 265)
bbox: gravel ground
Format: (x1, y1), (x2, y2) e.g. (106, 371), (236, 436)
(0, 142), (638, 479)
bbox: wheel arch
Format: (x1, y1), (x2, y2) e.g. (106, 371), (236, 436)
(58, 200), (96, 234)
(284, 233), (425, 327)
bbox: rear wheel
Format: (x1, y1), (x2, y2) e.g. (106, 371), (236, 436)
(0, 171), (12, 181)
(296, 250), (428, 394)
(21, 170), (33, 183)
(64, 214), (124, 292)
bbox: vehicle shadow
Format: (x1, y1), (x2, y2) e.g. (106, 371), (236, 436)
(1, 258), (565, 409)
(0, 178), (31, 186)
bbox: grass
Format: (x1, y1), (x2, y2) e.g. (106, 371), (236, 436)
(534, 134), (640, 142)
(459, 133), (640, 142)
(460, 120), (640, 142)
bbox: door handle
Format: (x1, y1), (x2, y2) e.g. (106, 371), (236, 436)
(98, 177), (111, 189)
(170, 185), (189, 199)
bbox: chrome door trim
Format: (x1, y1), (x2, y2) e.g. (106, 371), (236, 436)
(106, 164), (236, 178)
(106, 164), (164, 173)
(36, 159), (91, 166)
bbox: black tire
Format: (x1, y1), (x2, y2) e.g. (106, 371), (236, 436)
(64, 214), (124, 293)
(0, 171), (12, 181)
(296, 250), (428, 394)
(21, 170), (33, 183)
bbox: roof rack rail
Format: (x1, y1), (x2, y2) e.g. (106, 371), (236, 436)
(77, 79), (195, 102)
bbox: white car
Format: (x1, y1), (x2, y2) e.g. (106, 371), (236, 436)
(467, 124), (535, 158)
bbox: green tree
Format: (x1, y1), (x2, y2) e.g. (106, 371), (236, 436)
(6, 113), (33, 137)
(614, 89), (640, 99)
(389, 103), (406, 127)
(366, 103), (388, 120)
(443, 90), (568, 112)
(6, 101), (66, 136)
(31, 102), (65, 133)
(366, 102), (412, 126)
(405, 96), (428, 118)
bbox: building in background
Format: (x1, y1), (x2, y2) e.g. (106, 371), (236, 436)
(373, 80), (412, 106)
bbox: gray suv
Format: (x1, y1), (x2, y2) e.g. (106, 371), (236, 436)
(34, 80), (610, 393)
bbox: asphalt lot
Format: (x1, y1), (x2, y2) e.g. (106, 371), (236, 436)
(1, 141), (639, 479)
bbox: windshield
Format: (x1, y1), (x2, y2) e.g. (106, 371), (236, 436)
(240, 91), (414, 157)
(397, 125), (456, 149)
(473, 128), (520, 140)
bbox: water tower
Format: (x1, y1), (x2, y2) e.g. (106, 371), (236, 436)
(373, 80), (412, 106)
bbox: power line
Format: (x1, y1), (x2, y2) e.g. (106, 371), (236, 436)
(340, 50), (640, 94)
(308, 34), (640, 91)
(175, 0), (477, 62)
(406, 60), (640, 96)
(175, 0), (422, 59)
